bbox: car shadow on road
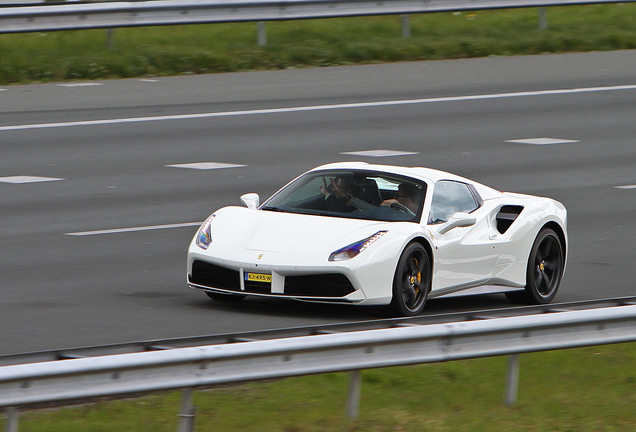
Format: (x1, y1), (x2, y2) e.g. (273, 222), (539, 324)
(189, 293), (515, 321)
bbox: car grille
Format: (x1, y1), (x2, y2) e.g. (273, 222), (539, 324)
(190, 260), (240, 291)
(191, 261), (355, 298)
(243, 279), (271, 294)
(284, 274), (355, 298)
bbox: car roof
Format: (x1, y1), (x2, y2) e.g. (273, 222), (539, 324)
(310, 162), (503, 199)
(311, 162), (471, 184)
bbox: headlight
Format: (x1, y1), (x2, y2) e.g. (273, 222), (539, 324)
(195, 215), (216, 250)
(328, 231), (387, 262)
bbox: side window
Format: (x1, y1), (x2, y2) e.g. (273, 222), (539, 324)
(428, 181), (479, 224)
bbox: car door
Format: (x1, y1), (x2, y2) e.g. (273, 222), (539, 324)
(428, 180), (498, 292)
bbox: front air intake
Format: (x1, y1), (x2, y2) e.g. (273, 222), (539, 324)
(190, 260), (241, 291)
(284, 274), (355, 298)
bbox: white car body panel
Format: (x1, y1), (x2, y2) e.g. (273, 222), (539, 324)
(428, 193), (567, 296)
(187, 207), (416, 305)
(187, 162), (567, 309)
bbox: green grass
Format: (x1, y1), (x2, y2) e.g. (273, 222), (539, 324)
(3, 343), (635, 431)
(1, 4), (635, 84)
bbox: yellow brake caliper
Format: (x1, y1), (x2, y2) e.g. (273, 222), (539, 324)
(410, 258), (421, 294)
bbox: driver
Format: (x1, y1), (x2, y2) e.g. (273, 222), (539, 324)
(381, 183), (419, 214)
(320, 176), (375, 211)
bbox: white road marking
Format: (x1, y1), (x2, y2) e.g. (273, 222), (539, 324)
(341, 150), (419, 157)
(0, 89), (6, 92)
(65, 222), (202, 236)
(1, 84), (635, 132)
(139, 79), (159, 82)
(615, 185), (636, 189)
(0, 176), (64, 184)
(57, 83), (103, 87)
(505, 138), (580, 145)
(166, 162), (247, 170)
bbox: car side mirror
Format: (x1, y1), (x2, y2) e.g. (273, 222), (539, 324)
(438, 212), (476, 235)
(240, 193), (260, 209)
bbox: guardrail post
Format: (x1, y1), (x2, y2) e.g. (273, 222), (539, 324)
(178, 388), (196, 432)
(539, 7), (548, 30)
(346, 370), (361, 419)
(504, 354), (519, 406)
(401, 15), (411, 38)
(257, 22), (267, 46)
(106, 29), (115, 50)
(4, 407), (19, 432)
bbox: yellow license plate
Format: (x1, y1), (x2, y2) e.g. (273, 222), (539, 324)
(245, 272), (272, 283)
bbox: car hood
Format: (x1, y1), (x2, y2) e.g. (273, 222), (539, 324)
(207, 206), (392, 253)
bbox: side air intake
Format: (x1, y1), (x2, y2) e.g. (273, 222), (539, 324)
(496, 205), (523, 234)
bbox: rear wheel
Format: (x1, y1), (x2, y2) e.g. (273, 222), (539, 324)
(205, 292), (246, 302)
(507, 228), (563, 304)
(388, 243), (431, 317)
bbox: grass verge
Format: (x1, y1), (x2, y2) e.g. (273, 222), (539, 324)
(0, 4), (635, 84)
(2, 342), (635, 431)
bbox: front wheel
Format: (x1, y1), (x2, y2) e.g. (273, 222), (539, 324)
(387, 243), (431, 317)
(509, 228), (563, 304)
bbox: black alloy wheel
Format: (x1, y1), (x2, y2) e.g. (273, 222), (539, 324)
(388, 242), (431, 317)
(507, 228), (563, 304)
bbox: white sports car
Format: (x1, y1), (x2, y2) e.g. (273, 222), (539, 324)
(187, 162), (567, 316)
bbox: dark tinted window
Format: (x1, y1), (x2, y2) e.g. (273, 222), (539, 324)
(263, 170), (426, 222)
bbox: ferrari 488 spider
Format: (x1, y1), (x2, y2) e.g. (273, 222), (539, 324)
(187, 162), (567, 316)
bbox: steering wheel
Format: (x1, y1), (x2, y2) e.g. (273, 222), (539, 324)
(390, 202), (414, 215)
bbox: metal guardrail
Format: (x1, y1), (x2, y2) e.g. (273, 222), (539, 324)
(0, 0), (634, 35)
(2, 303), (636, 430)
(2, 296), (634, 367)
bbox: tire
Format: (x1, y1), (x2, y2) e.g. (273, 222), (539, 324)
(387, 242), (431, 317)
(205, 292), (246, 302)
(504, 290), (528, 304)
(508, 228), (563, 305)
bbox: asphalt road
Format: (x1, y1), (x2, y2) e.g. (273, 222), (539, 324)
(1, 51), (635, 356)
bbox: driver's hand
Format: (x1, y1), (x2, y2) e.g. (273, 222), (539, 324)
(381, 199), (398, 207)
(330, 179), (346, 199)
(319, 177), (330, 197)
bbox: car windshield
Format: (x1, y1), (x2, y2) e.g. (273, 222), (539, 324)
(262, 170), (427, 222)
